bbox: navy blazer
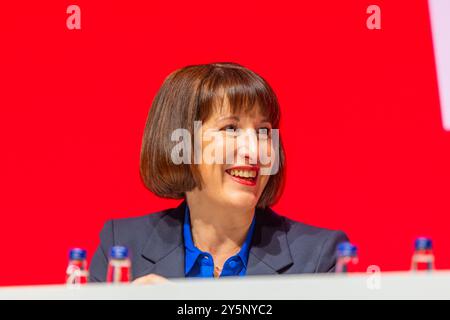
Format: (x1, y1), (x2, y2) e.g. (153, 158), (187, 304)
(89, 201), (348, 281)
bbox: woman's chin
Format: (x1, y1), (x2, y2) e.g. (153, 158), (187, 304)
(223, 191), (259, 209)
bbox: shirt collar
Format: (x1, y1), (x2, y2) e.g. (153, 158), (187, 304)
(183, 204), (256, 275)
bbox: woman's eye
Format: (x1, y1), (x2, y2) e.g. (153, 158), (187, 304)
(221, 124), (238, 132)
(258, 127), (272, 138)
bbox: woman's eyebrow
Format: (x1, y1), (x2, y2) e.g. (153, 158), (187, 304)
(216, 115), (240, 122)
(215, 115), (271, 124)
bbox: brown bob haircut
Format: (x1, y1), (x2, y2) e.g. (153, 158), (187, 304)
(140, 62), (285, 208)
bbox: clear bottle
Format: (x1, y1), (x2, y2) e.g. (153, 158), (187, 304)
(66, 248), (89, 285)
(107, 246), (131, 283)
(411, 237), (434, 272)
(335, 242), (358, 273)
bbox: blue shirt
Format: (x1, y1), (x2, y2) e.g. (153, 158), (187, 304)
(183, 205), (256, 278)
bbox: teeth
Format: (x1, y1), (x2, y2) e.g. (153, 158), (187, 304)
(229, 169), (257, 178)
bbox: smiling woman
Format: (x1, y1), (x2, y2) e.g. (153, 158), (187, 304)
(89, 62), (349, 282)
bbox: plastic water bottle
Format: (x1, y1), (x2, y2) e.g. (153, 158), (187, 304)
(66, 248), (89, 285)
(107, 246), (131, 283)
(411, 237), (434, 272)
(335, 242), (358, 273)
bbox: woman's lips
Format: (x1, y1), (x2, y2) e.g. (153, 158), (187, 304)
(225, 166), (259, 187)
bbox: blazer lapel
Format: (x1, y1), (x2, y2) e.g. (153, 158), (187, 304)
(246, 207), (294, 275)
(137, 201), (186, 279)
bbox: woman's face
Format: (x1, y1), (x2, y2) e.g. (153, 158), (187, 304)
(194, 102), (274, 210)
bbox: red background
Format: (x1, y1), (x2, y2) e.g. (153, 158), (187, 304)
(1, 0), (449, 286)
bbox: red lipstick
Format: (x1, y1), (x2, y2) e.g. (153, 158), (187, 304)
(225, 166), (259, 187)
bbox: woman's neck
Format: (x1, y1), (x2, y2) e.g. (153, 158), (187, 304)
(185, 195), (255, 257)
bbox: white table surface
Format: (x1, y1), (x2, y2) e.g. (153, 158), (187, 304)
(1, 271), (449, 299)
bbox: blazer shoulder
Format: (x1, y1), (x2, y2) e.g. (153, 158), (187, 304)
(89, 206), (179, 282)
(283, 214), (347, 242)
(105, 207), (176, 245)
(266, 208), (349, 273)
(264, 207), (347, 241)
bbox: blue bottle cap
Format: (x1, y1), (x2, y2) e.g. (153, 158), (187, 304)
(110, 246), (129, 259)
(415, 237), (432, 250)
(69, 248), (87, 260)
(337, 242), (358, 257)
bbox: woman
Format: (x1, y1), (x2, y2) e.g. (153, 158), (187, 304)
(89, 62), (348, 283)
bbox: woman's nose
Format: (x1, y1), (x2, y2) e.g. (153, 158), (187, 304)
(236, 129), (258, 164)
